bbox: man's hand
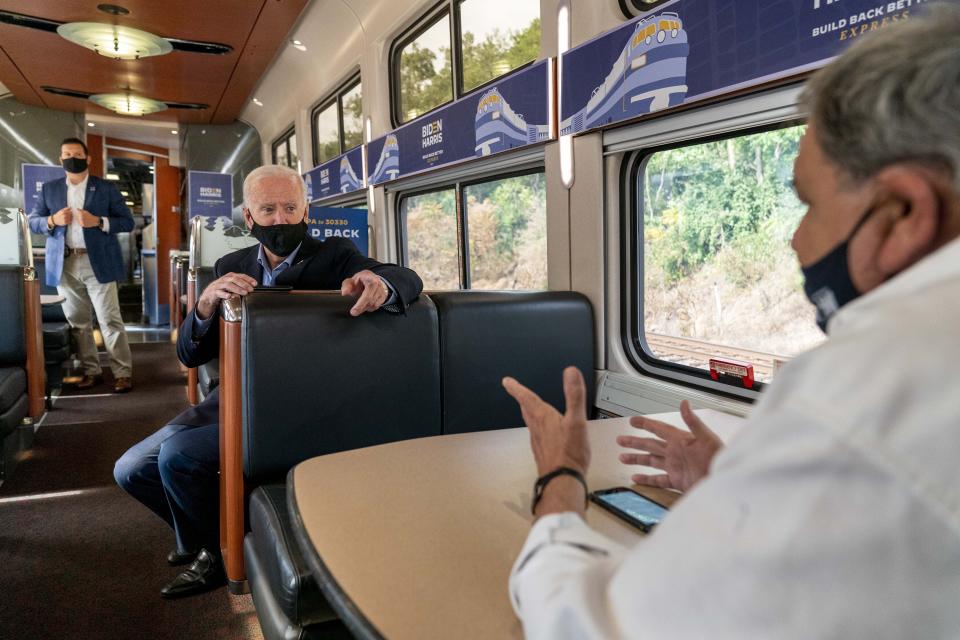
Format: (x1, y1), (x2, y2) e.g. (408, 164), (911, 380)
(49, 207), (72, 227)
(196, 273), (257, 320)
(503, 367), (591, 518)
(78, 209), (100, 228)
(341, 270), (389, 316)
(617, 400), (722, 492)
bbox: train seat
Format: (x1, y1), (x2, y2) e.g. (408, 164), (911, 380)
(42, 322), (71, 389)
(197, 360), (219, 400)
(430, 291), (596, 433)
(0, 266), (30, 476)
(245, 484), (343, 640)
(236, 291), (596, 636)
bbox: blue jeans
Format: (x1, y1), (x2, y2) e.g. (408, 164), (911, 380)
(114, 422), (220, 554)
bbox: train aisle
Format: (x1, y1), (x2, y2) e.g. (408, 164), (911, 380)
(0, 340), (263, 640)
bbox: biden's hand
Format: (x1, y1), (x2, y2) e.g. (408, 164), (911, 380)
(78, 209), (100, 228)
(341, 270), (389, 316)
(196, 272), (257, 320)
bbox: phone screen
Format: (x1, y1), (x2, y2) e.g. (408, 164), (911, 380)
(592, 489), (668, 529)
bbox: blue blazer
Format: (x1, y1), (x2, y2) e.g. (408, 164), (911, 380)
(27, 174), (135, 287)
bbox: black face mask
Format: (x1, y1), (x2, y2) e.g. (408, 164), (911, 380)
(801, 208), (876, 333)
(250, 220), (307, 258)
(62, 157), (88, 174)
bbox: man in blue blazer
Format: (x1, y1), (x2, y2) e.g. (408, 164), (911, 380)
(28, 138), (136, 393)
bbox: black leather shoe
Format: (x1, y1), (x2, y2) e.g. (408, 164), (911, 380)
(160, 549), (225, 599)
(166, 549), (198, 566)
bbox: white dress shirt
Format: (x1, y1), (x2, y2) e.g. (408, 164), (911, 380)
(64, 174), (108, 248)
(510, 237), (960, 639)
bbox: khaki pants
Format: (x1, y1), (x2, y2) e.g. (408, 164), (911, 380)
(57, 253), (133, 379)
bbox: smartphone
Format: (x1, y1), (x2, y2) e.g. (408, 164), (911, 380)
(589, 487), (669, 532)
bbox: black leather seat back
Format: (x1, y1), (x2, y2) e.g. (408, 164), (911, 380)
(430, 291), (595, 434)
(0, 267), (26, 367)
(242, 293), (441, 485)
(196, 266), (216, 297)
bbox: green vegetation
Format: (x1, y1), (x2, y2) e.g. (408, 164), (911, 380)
(643, 125), (826, 361)
(399, 18), (541, 121)
(404, 172), (547, 290)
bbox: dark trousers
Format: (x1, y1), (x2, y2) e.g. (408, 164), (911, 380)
(114, 422), (220, 554)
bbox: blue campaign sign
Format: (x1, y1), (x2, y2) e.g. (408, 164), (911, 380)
(188, 171), (233, 223)
(304, 146), (365, 201)
(368, 59), (553, 185)
(307, 206), (368, 256)
(560, 0), (926, 135)
(21, 164), (66, 213)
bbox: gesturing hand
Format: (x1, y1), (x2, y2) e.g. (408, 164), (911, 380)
(78, 209), (100, 228)
(50, 207), (72, 226)
(502, 367), (590, 477)
(341, 270), (389, 316)
(617, 400), (722, 492)
(195, 272), (257, 320)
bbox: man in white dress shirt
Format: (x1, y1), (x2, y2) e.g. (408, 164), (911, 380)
(29, 138), (135, 392)
(503, 7), (960, 638)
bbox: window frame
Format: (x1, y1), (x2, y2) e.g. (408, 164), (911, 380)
(310, 72), (363, 167)
(395, 166), (546, 290)
(389, 0), (540, 127)
(271, 125), (297, 170)
(621, 120), (807, 398)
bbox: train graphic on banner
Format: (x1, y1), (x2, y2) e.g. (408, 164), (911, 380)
(339, 156), (363, 193)
(560, 12), (690, 135)
(474, 88), (550, 157)
(370, 134), (400, 184)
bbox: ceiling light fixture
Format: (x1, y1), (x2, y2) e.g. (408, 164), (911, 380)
(89, 92), (167, 116)
(125, 200), (135, 206)
(106, 172), (120, 180)
(87, 122), (95, 127)
(121, 190), (129, 196)
(252, 98), (263, 106)
(57, 22), (172, 60)
(170, 129), (178, 134)
(290, 38), (307, 52)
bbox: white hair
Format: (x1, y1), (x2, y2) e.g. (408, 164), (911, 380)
(801, 4), (960, 191)
(242, 164), (307, 208)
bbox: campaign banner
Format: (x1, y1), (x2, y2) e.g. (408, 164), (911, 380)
(21, 163), (65, 213)
(188, 171), (233, 225)
(560, 0), (928, 135)
(307, 206), (368, 256)
(304, 146), (365, 201)
(368, 59), (553, 186)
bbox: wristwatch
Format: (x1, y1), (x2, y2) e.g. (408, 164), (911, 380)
(97, 217), (105, 230)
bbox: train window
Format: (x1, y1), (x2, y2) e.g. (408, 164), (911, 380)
(272, 127), (299, 171)
(400, 188), (460, 289)
(313, 102), (340, 164)
(311, 76), (363, 166)
(619, 0), (672, 18)
(458, 0), (541, 94)
(635, 124), (825, 385)
(397, 12), (453, 123)
(341, 82), (364, 152)
(399, 169), (546, 290)
(464, 171), (546, 289)
(392, 0), (541, 125)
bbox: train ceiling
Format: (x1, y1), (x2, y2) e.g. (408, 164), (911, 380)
(0, 0), (309, 125)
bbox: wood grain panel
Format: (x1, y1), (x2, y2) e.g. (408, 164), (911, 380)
(0, 1), (307, 124)
(219, 314), (246, 585)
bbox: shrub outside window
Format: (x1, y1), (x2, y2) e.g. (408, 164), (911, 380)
(399, 170), (546, 291)
(393, 0), (541, 125)
(637, 125), (825, 385)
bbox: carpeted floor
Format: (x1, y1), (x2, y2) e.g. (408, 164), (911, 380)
(0, 342), (264, 640)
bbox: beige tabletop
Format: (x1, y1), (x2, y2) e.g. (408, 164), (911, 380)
(291, 410), (746, 640)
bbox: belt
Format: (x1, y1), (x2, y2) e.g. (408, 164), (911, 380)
(65, 248), (88, 256)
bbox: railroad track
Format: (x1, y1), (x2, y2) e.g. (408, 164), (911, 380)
(644, 332), (792, 381)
